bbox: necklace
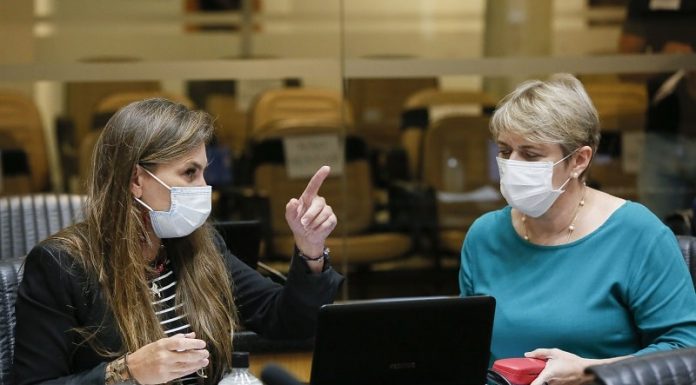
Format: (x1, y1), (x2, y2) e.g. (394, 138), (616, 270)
(522, 183), (587, 244)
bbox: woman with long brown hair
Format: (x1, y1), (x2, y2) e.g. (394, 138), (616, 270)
(13, 98), (343, 385)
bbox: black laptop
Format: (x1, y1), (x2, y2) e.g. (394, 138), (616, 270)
(310, 296), (495, 385)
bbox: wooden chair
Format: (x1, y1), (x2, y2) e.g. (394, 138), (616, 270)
(421, 115), (504, 254)
(249, 88), (353, 139)
(250, 122), (411, 267)
(248, 88), (410, 267)
(583, 80), (647, 200)
(0, 91), (49, 192)
(401, 89), (497, 181)
(78, 91), (195, 189)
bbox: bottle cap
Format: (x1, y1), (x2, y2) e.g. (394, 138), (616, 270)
(232, 351), (250, 368)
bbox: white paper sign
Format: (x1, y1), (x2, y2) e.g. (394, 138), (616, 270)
(650, 0), (681, 10)
(283, 134), (344, 178)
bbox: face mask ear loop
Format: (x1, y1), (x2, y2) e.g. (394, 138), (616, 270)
(139, 165), (173, 190)
(556, 176), (573, 192)
(553, 147), (580, 167)
(135, 165), (171, 211)
(134, 197), (155, 212)
(553, 148), (581, 192)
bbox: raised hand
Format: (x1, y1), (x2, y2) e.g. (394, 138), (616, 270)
(285, 166), (337, 262)
(126, 332), (209, 384)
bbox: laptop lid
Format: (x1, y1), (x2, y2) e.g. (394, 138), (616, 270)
(310, 296), (495, 385)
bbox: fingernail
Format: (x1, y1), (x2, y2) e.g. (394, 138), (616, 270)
(301, 217), (308, 226)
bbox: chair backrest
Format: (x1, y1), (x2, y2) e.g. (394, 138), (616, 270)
(0, 193), (84, 383)
(0, 134), (32, 196)
(0, 194), (86, 260)
(205, 94), (249, 157)
(400, 89), (497, 180)
(0, 92), (49, 192)
(92, 91), (195, 130)
(677, 235), (696, 291)
(421, 115), (503, 230)
(346, 77), (437, 149)
(0, 257), (23, 385)
(404, 88), (497, 110)
(586, 347), (696, 385)
(251, 122), (373, 237)
(422, 115), (493, 192)
(250, 88), (353, 137)
(78, 92), (195, 189)
(583, 80), (646, 133)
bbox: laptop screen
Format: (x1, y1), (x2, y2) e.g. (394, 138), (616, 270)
(310, 296), (495, 385)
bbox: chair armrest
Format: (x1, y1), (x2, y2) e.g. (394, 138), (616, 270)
(0, 257), (24, 384)
(585, 348), (696, 385)
(257, 261), (287, 285)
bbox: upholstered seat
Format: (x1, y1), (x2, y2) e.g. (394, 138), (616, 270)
(0, 194), (85, 383)
(586, 347), (696, 385)
(0, 194), (86, 260)
(0, 258), (22, 385)
(677, 235), (696, 290)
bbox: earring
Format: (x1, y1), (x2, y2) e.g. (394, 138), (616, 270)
(572, 172), (579, 179)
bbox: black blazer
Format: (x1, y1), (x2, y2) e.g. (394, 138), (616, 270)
(13, 233), (343, 385)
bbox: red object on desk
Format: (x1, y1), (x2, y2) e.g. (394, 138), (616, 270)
(491, 358), (546, 385)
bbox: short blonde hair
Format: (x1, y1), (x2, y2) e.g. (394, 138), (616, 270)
(490, 73), (601, 157)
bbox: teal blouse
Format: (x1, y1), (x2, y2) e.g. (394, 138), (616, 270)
(459, 202), (696, 362)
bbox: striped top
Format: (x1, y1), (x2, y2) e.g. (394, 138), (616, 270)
(149, 260), (202, 385)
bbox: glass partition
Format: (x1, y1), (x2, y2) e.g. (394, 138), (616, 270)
(1, 0), (695, 299)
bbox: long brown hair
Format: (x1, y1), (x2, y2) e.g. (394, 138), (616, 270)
(52, 98), (235, 382)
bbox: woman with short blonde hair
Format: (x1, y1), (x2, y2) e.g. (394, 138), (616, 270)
(460, 74), (696, 385)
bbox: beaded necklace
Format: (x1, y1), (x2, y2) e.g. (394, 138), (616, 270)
(522, 183), (587, 244)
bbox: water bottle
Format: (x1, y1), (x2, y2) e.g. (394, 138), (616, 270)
(219, 352), (263, 385)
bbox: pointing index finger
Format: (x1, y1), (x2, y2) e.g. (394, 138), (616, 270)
(300, 166), (330, 205)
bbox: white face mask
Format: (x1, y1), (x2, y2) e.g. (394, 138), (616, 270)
(135, 167), (212, 239)
(496, 151), (575, 218)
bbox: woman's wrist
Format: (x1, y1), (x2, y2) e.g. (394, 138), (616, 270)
(297, 246), (329, 262)
(294, 244), (329, 273)
(105, 353), (141, 385)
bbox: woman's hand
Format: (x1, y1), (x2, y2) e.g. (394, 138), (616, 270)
(126, 332), (209, 384)
(526, 348), (595, 385)
(285, 166), (337, 270)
